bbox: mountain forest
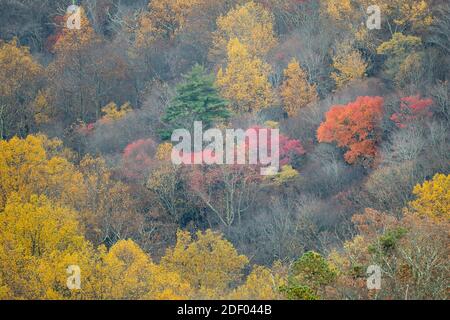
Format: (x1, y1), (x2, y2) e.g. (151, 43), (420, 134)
(0, 0), (449, 300)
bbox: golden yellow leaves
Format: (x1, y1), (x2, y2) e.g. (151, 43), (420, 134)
(96, 239), (190, 300)
(0, 135), (84, 210)
(0, 194), (92, 299)
(90, 230), (275, 300)
(0, 277), (10, 299)
(0, 194), (83, 258)
(212, 1), (277, 60)
(216, 38), (274, 113)
(0, 195), (190, 300)
(53, 7), (97, 56)
(409, 173), (450, 221)
(135, 14), (158, 49)
(0, 38), (42, 138)
(228, 265), (285, 300)
(211, 1), (278, 114)
(331, 43), (367, 89)
(323, 0), (353, 23)
(0, 134), (287, 299)
(376, 32), (424, 88)
(324, 0), (433, 33)
(394, 0), (433, 29)
(0, 38), (42, 97)
(161, 229), (249, 297)
(135, 0), (203, 47)
(377, 33), (422, 57)
(0, 199), (281, 300)
(33, 90), (53, 125)
(100, 102), (132, 122)
(270, 165), (299, 186)
(156, 142), (174, 161)
(280, 58), (317, 117)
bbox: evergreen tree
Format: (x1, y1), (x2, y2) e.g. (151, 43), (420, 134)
(161, 64), (230, 140)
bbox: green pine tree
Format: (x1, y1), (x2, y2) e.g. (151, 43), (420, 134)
(161, 64), (230, 140)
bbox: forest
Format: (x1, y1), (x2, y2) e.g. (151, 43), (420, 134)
(0, 0), (448, 300)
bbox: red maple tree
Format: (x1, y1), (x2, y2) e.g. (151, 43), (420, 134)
(390, 96), (433, 128)
(122, 138), (157, 180)
(317, 96), (384, 165)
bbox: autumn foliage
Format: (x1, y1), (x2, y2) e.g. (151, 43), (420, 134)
(216, 38), (274, 113)
(184, 126), (305, 228)
(250, 126), (305, 167)
(0, 0), (448, 302)
(317, 96), (384, 165)
(122, 138), (158, 180)
(409, 173), (450, 221)
(390, 96), (433, 128)
(280, 58), (317, 117)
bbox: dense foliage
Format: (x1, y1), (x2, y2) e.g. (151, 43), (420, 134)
(0, 0), (448, 300)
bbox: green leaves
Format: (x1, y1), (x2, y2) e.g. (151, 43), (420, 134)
(281, 251), (337, 300)
(161, 64), (230, 140)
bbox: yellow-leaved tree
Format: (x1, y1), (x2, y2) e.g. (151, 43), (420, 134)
(331, 42), (367, 89)
(228, 265), (286, 299)
(323, 0), (433, 35)
(88, 240), (192, 300)
(100, 102), (132, 122)
(409, 173), (450, 221)
(322, 0), (432, 61)
(212, 1), (277, 61)
(53, 6), (97, 55)
(216, 38), (274, 113)
(0, 135), (85, 211)
(161, 229), (249, 298)
(135, 0), (203, 47)
(0, 194), (95, 299)
(0, 38), (42, 139)
(0, 196), (192, 300)
(376, 32), (423, 87)
(33, 89), (53, 125)
(280, 58), (317, 117)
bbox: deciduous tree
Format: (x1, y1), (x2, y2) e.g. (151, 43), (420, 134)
(93, 239), (192, 299)
(331, 43), (367, 89)
(377, 33), (422, 84)
(409, 173), (450, 221)
(161, 229), (249, 297)
(216, 38), (274, 113)
(46, 7), (100, 125)
(317, 96), (384, 165)
(135, 0), (204, 47)
(122, 138), (158, 182)
(0, 194), (94, 299)
(99, 102), (132, 123)
(0, 38), (42, 139)
(0, 135), (85, 211)
(212, 1), (277, 61)
(280, 58), (317, 117)
(390, 96), (433, 128)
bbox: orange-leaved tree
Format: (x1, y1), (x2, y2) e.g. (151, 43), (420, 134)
(390, 95), (433, 128)
(317, 96), (384, 165)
